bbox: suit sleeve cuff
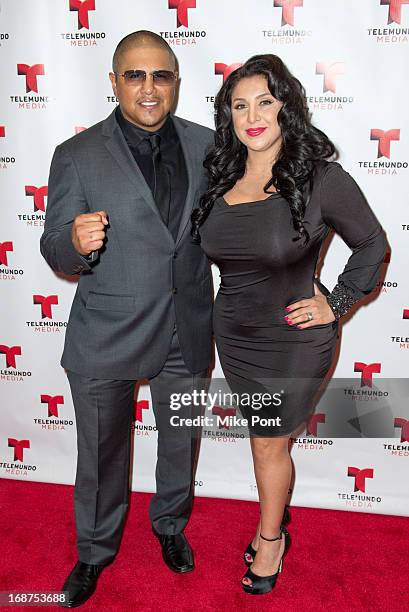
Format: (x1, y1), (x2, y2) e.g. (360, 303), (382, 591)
(59, 224), (94, 274)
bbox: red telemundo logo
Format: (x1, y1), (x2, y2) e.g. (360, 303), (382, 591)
(168, 0), (196, 28)
(0, 345), (22, 368)
(381, 0), (409, 24)
(134, 400), (149, 422)
(315, 62), (345, 93)
(274, 0), (303, 26)
(306, 413), (326, 436)
(17, 64), (45, 93)
(69, 0), (95, 29)
(33, 295), (58, 319)
(8, 438), (30, 461)
(347, 467), (374, 492)
(394, 417), (409, 443)
(370, 129), (400, 158)
(214, 63), (243, 82)
(0, 241), (13, 266)
(25, 185), (48, 212)
(354, 362), (381, 387)
(41, 395), (65, 418)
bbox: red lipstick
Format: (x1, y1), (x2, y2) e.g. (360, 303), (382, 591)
(246, 127), (267, 137)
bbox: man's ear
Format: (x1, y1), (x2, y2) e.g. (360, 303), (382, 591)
(109, 72), (117, 96)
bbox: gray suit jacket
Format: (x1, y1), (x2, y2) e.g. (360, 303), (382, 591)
(40, 109), (214, 379)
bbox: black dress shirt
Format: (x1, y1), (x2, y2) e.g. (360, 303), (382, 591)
(115, 106), (188, 241)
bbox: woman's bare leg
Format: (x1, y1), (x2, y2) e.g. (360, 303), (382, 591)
(242, 436), (291, 585)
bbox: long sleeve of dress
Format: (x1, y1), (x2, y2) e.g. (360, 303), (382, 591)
(319, 162), (388, 319)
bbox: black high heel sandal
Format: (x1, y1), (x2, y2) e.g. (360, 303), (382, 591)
(241, 526), (288, 595)
(243, 505), (291, 567)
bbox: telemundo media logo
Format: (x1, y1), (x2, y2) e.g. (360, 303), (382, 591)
(367, 0), (409, 43)
(161, 0), (206, 47)
(262, 0), (312, 45)
(61, 0), (106, 46)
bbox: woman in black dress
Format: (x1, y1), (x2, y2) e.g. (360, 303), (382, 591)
(192, 55), (387, 595)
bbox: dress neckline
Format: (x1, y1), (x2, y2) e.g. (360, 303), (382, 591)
(221, 192), (281, 207)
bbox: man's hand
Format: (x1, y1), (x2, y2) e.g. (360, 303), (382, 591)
(71, 211), (108, 256)
(283, 280), (336, 329)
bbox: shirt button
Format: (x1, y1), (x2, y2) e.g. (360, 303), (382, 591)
(172, 287), (178, 294)
(173, 252), (178, 259)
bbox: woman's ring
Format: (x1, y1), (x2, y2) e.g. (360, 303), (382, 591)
(307, 312), (313, 322)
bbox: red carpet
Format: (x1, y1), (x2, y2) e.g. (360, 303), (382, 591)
(1, 479), (407, 611)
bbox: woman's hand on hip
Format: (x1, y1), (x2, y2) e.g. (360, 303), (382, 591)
(283, 281), (335, 329)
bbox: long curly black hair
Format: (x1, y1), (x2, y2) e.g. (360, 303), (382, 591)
(191, 54), (336, 244)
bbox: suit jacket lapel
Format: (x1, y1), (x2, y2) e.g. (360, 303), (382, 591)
(101, 110), (199, 247)
(102, 110), (172, 231)
(172, 115), (199, 246)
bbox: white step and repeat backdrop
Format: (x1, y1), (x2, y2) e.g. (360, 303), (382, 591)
(1, 1), (408, 516)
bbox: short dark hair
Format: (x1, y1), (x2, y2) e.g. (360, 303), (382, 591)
(112, 30), (177, 73)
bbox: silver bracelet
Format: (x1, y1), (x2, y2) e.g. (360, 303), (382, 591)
(326, 282), (359, 320)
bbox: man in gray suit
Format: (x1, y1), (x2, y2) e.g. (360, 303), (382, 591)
(40, 30), (213, 608)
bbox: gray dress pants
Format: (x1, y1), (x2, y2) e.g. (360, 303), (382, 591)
(66, 328), (207, 565)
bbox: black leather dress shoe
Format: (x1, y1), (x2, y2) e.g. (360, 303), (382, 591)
(58, 561), (105, 608)
(155, 532), (194, 573)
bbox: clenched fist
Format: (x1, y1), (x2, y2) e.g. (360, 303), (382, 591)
(72, 211), (108, 256)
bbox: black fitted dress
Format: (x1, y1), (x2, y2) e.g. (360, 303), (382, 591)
(199, 162), (387, 436)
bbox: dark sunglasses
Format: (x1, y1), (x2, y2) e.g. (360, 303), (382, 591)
(114, 69), (178, 86)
